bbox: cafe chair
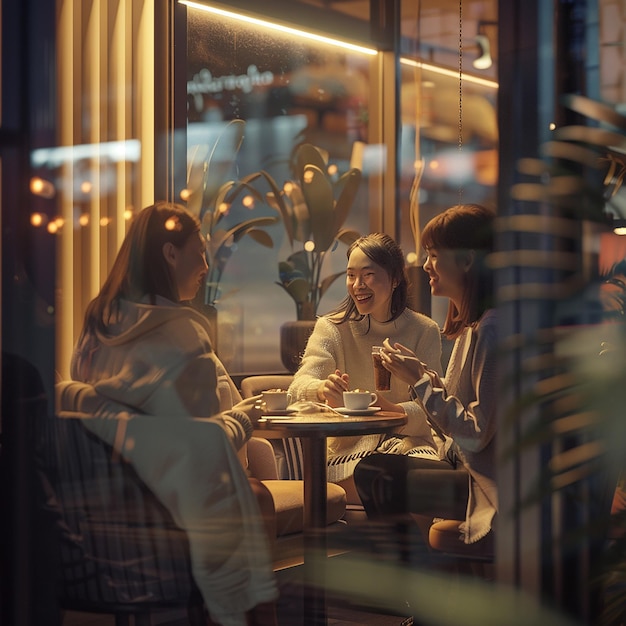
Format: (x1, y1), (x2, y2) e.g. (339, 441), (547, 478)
(240, 375), (295, 399)
(240, 375), (368, 524)
(240, 375), (297, 480)
(240, 375), (349, 568)
(427, 519), (494, 580)
(241, 375), (366, 519)
(34, 411), (207, 626)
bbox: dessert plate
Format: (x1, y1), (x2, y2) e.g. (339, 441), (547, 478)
(336, 406), (382, 416)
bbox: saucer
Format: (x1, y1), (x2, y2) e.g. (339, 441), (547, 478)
(336, 406), (381, 416)
(263, 408), (296, 416)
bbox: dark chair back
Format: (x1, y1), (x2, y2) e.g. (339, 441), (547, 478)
(34, 414), (204, 622)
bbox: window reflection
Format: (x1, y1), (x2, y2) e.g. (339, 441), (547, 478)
(186, 5), (376, 373)
(399, 0), (498, 326)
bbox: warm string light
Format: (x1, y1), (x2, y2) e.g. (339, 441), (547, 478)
(30, 176), (56, 198)
(31, 206), (137, 233)
(30, 213), (45, 227)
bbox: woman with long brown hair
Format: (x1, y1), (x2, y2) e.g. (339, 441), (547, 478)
(70, 201), (277, 626)
(354, 204), (498, 554)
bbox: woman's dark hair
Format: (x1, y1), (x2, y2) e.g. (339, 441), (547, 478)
(334, 232), (409, 324)
(422, 203), (495, 338)
(81, 201), (201, 337)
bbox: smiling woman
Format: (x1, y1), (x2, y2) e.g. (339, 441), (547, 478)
(346, 246), (397, 321)
(287, 232), (443, 485)
(354, 204), (497, 563)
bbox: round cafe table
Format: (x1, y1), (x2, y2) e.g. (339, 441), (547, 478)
(254, 409), (407, 626)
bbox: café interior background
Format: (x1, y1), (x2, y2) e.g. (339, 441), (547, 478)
(18, 0), (501, 380)
(4, 0), (626, 623)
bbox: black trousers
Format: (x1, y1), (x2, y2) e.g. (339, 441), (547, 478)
(354, 453), (472, 623)
(354, 452), (469, 522)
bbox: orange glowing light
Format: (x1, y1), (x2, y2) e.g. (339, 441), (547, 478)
(30, 213), (44, 227)
(30, 177), (55, 198)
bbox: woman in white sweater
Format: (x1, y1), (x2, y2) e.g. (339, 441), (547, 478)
(354, 204), (497, 550)
(289, 233), (443, 483)
(70, 202), (277, 626)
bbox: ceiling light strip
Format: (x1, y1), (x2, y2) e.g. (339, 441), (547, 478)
(401, 57), (498, 89)
(179, 0), (378, 56)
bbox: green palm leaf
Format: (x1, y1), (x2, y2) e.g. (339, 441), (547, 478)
(336, 228), (362, 247)
(295, 143), (328, 183)
(301, 164), (335, 252)
(333, 169), (362, 233)
(258, 170), (294, 245)
(277, 277), (311, 304)
(319, 270), (347, 299)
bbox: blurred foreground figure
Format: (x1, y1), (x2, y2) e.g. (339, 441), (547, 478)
(69, 201), (277, 626)
(354, 204), (497, 555)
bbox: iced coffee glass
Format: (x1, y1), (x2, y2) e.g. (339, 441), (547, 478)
(372, 346), (391, 391)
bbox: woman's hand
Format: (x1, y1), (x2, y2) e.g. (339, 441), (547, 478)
(318, 369), (350, 407)
(232, 395), (265, 425)
(374, 394), (406, 414)
(381, 339), (428, 386)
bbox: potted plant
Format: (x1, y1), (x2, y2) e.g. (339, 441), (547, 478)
(255, 143), (363, 370)
(186, 119), (278, 347)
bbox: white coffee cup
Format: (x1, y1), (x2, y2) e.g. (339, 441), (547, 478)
(342, 390), (378, 411)
(261, 389), (292, 412)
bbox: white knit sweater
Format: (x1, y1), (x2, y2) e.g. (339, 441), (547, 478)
(289, 309), (443, 480)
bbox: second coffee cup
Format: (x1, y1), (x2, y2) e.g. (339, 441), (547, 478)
(342, 390), (378, 411)
(261, 389), (292, 411)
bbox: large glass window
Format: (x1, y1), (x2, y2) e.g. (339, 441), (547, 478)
(185, 3), (381, 373)
(398, 0), (498, 326)
(184, 1), (498, 373)
(47, 0), (499, 377)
